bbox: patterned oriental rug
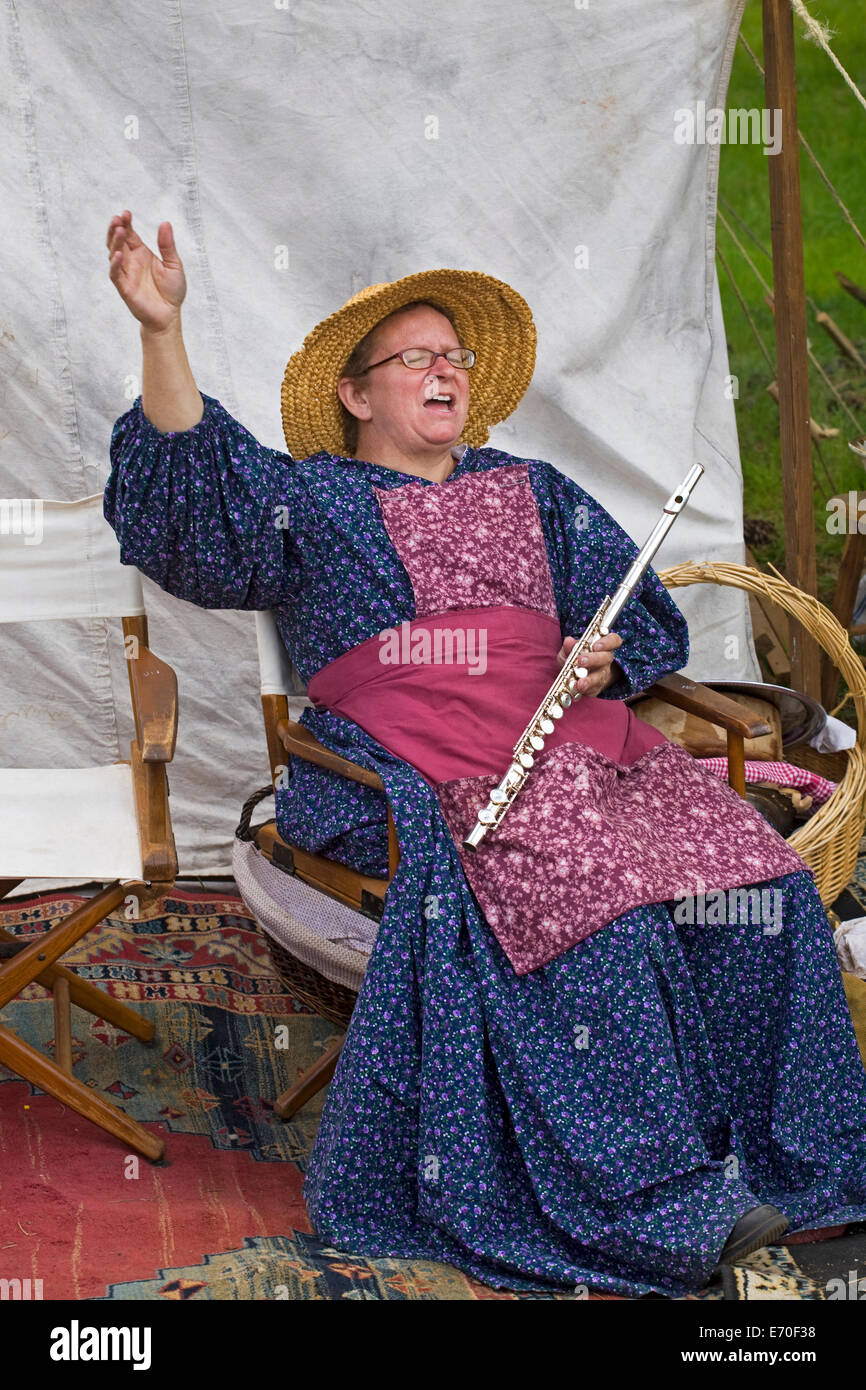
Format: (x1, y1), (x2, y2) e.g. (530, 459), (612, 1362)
(1, 886), (864, 1302)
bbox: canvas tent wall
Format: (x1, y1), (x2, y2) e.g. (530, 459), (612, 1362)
(0, 0), (760, 875)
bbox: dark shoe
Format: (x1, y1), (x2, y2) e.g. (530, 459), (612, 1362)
(713, 1204), (789, 1272)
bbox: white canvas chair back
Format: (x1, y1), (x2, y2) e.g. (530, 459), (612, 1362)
(0, 493), (148, 880)
(0, 494), (176, 1162)
(254, 610), (309, 702)
(0, 493), (144, 623)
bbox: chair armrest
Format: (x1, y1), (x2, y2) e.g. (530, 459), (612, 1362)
(129, 741), (178, 882)
(641, 673), (772, 738)
(127, 646), (179, 762)
(274, 718), (400, 877)
(276, 718), (386, 791)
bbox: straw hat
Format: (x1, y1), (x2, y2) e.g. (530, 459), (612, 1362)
(280, 268), (537, 459)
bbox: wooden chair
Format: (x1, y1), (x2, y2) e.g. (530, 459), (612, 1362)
(0, 494), (178, 1162)
(246, 610), (771, 1119)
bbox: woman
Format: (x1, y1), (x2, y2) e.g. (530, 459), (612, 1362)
(104, 211), (866, 1298)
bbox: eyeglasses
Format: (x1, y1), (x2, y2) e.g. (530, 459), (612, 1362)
(355, 347), (476, 374)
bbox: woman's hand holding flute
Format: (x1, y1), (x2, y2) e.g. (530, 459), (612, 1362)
(556, 632), (624, 696)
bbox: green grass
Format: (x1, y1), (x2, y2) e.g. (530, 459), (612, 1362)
(717, 0), (866, 621)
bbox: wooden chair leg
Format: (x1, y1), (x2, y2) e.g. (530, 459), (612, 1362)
(274, 1035), (344, 1120)
(0, 886), (161, 1158)
(0, 1023), (164, 1161)
(726, 729), (747, 798)
(49, 967), (155, 1043)
(52, 976), (73, 1073)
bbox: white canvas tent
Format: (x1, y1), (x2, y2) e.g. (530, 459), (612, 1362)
(0, 0), (762, 876)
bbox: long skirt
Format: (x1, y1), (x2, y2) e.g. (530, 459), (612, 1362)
(285, 709), (866, 1297)
(302, 864), (866, 1298)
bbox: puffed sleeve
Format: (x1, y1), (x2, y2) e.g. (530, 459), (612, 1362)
(537, 460), (690, 700)
(103, 392), (301, 610)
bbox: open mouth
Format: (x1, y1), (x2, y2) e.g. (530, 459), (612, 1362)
(423, 393), (455, 412)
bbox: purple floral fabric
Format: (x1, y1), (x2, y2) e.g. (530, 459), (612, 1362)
(102, 391), (866, 1298)
(369, 458), (806, 974)
(437, 740), (809, 975)
(373, 463), (558, 620)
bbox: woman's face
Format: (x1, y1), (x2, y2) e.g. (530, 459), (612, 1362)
(338, 304), (470, 456)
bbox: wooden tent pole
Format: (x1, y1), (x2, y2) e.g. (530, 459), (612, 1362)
(761, 0), (823, 700)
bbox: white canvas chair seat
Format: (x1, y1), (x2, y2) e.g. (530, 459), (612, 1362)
(0, 764), (144, 881)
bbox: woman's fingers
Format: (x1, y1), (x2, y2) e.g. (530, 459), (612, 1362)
(106, 210), (129, 250)
(557, 632), (622, 664)
(106, 212), (185, 328)
(577, 633), (623, 694)
(107, 234), (130, 285)
(579, 632), (623, 666)
(107, 211), (135, 254)
(107, 214), (140, 288)
(556, 631), (623, 693)
(120, 213), (145, 252)
(106, 212), (149, 273)
(155, 221), (182, 268)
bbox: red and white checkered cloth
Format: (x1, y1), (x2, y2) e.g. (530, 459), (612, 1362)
(696, 758), (837, 807)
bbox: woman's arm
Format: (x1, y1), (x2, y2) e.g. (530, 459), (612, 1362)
(104, 392), (301, 611)
(140, 320), (204, 434)
(107, 209), (203, 431)
(105, 212), (299, 610)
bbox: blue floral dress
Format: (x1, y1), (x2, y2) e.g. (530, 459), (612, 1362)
(105, 392), (866, 1297)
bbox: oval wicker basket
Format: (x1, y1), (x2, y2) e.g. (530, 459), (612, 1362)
(658, 560), (866, 907)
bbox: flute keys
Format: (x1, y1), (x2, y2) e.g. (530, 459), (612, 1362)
(548, 703), (564, 719)
(560, 692), (572, 708)
(478, 807), (498, 825)
(518, 751), (535, 768)
(540, 717), (555, 735)
(529, 733), (546, 751)
(490, 789), (508, 805)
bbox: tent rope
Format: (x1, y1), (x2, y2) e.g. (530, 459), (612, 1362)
(795, 131), (866, 257)
(721, 193), (851, 325)
(717, 208), (773, 297)
(716, 247), (775, 370)
(716, 246), (839, 494)
(717, 210), (866, 436)
(719, 194), (772, 265)
(809, 348), (866, 437)
(789, 0), (866, 119)
(738, 32), (866, 255)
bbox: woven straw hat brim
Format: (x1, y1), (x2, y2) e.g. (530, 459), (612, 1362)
(280, 268), (537, 460)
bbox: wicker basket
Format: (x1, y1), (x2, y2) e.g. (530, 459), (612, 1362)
(233, 787), (363, 1029)
(659, 560), (866, 907)
(265, 934), (357, 1029)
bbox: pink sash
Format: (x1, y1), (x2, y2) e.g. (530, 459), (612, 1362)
(307, 604), (665, 784)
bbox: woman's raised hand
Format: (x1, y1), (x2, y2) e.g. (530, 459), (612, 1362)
(106, 211), (187, 334)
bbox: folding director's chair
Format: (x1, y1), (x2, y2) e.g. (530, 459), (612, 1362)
(0, 494), (178, 1161)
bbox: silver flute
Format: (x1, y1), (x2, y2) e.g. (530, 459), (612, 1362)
(463, 463), (704, 850)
